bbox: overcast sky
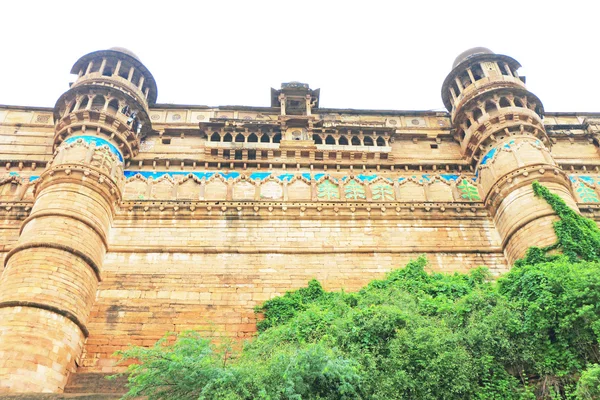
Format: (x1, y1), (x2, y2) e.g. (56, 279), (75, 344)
(1, 1), (598, 113)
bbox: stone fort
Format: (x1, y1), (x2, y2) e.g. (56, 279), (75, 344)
(0, 46), (599, 396)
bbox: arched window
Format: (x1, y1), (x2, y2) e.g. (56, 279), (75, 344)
(260, 134), (270, 143)
(513, 97), (523, 107)
(273, 133), (281, 143)
(339, 136), (348, 145)
(106, 99), (119, 116)
(473, 108), (483, 122)
(210, 132), (220, 142)
(90, 95), (105, 111)
(235, 133), (245, 143)
(465, 118), (472, 128)
(313, 134), (322, 144)
(499, 97), (510, 108)
(363, 136), (374, 146)
(68, 100), (77, 113)
(325, 135), (335, 145)
(247, 133), (258, 142)
(484, 100), (496, 114)
(351, 136), (361, 145)
(376, 136), (386, 146)
(223, 133), (232, 142)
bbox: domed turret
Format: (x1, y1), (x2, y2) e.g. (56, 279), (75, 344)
(440, 48), (577, 265)
(52, 48), (158, 160)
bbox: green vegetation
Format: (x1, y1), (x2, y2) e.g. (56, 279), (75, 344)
(115, 182), (600, 399)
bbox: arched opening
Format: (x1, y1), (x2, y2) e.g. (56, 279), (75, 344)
(313, 134), (323, 144)
(471, 63), (484, 80)
(90, 62), (101, 73)
(338, 136), (348, 145)
(106, 99), (119, 116)
(459, 72), (472, 88)
(499, 97), (511, 108)
(210, 132), (220, 142)
(376, 136), (386, 146)
(465, 118), (472, 128)
(325, 135), (335, 145)
(484, 100), (496, 114)
(247, 133), (258, 143)
(131, 69), (142, 85)
(68, 100), (77, 114)
(79, 96), (89, 110)
(452, 81), (461, 96)
(351, 136), (361, 145)
(473, 108), (483, 122)
(260, 134), (270, 143)
(223, 133), (232, 142)
(90, 95), (105, 111)
(118, 63), (131, 80)
(102, 61), (115, 77)
(363, 136), (374, 146)
(235, 133), (245, 143)
(513, 97), (523, 107)
(273, 133), (282, 143)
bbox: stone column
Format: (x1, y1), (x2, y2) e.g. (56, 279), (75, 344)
(0, 136), (124, 393)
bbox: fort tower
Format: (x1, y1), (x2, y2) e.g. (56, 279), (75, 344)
(0, 48), (156, 392)
(442, 47), (578, 263)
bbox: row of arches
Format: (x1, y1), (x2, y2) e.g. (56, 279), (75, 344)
(448, 60), (519, 103)
(458, 94), (542, 134)
(78, 56), (151, 100)
(208, 132), (388, 146)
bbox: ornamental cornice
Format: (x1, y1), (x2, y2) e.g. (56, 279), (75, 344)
(483, 163), (571, 210)
(116, 200), (489, 220)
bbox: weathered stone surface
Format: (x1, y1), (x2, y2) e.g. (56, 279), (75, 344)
(0, 47), (597, 395)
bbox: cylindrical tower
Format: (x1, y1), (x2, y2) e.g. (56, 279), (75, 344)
(442, 48), (576, 264)
(0, 48), (156, 393)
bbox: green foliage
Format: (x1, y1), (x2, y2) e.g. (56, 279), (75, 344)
(577, 364), (600, 399)
(530, 181), (600, 263)
(116, 183), (600, 399)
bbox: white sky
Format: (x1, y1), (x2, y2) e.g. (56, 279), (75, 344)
(1, 1), (598, 113)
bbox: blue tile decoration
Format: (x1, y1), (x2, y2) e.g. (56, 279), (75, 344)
(479, 147), (497, 167)
(578, 176), (595, 185)
(64, 135), (123, 162)
(122, 171), (477, 190)
(440, 174), (460, 182)
(277, 173), (295, 182)
(356, 174), (379, 182)
(249, 172), (271, 180)
(123, 171), (241, 180)
(30, 175), (39, 182)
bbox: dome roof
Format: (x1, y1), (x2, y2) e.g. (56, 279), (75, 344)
(452, 47), (494, 68)
(108, 47), (140, 61)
